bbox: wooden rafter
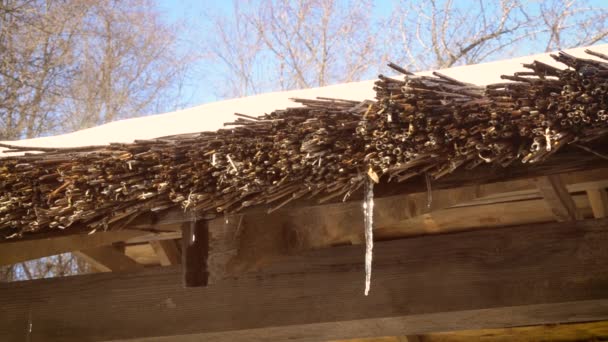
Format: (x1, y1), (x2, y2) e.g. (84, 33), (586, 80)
(0, 230), (147, 267)
(74, 246), (143, 272)
(1, 219), (607, 341)
(150, 239), (181, 266)
(536, 175), (582, 221)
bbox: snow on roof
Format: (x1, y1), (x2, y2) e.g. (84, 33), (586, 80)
(2, 44), (607, 154)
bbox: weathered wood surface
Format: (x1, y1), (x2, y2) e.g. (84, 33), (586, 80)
(1, 219), (607, 342)
(181, 220), (208, 287)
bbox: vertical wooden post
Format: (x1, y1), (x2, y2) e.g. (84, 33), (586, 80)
(181, 219), (209, 287)
(586, 188), (608, 219)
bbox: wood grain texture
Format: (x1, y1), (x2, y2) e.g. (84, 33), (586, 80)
(1, 219), (607, 341)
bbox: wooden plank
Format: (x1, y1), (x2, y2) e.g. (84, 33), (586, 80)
(125, 230), (181, 244)
(332, 321), (608, 342)
(1, 219), (607, 342)
(112, 305), (608, 342)
(376, 194), (592, 240)
(419, 320), (608, 342)
(537, 175), (582, 221)
(587, 188), (608, 219)
(207, 194), (594, 279)
(150, 239), (181, 266)
(74, 246), (144, 272)
(0, 230), (147, 266)
(181, 220), (208, 287)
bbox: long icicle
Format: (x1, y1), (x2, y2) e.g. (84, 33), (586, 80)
(363, 177), (375, 296)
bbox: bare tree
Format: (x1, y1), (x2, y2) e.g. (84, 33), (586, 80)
(386, 0), (608, 72)
(0, 253), (90, 282)
(0, 0), (84, 139)
(0, 0), (193, 139)
(385, 0), (535, 71)
(0, 0), (193, 280)
(64, 0), (192, 131)
(537, 0), (608, 52)
(207, 0), (376, 97)
(207, 2), (264, 98)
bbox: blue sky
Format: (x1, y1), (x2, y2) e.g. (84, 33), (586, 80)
(154, 0), (397, 108)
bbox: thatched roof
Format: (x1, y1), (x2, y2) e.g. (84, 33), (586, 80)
(2, 45), (608, 240)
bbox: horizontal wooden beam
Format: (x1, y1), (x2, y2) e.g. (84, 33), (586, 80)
(0, 230), (147, 266)
(417, 321), (608, 342)
(1, 219), (607, 341)
(334, 321), (608, 342)
(376, 194), (592, 239)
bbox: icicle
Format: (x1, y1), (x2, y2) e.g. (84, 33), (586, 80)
(363, 177), (375, 296)
(425, 173), (433, 209)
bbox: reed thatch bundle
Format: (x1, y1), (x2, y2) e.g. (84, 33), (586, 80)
(2, 50), (608, 239)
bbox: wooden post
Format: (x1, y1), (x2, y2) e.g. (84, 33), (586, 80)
(587, 188), (608, 219)
(1, 219), (607, 341)
(181, 219), (209, 287)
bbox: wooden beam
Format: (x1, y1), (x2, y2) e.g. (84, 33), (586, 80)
(0, 230), (147, 266)
(418, 321), (608, 342)
(74, 246), (144, 272)
(181, 220), (208, 287)
(334, 321), (608, 341)
(537, 175), (582, 221)
(208, 192), (595, 280)
(150, 239), (181, 266)
(1, 219), (607, 342)
(125, 230), (181, 244)
(587, 189), (608, 219)
(376, 194), (592, 240)
(3, 168), (607, 268)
